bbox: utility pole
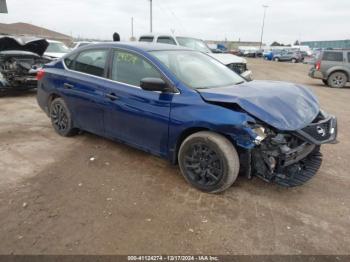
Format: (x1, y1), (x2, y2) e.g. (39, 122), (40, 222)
(149, 0), (153, 33)
(131, 17), (134, 38)
(259, 5), (269, 51)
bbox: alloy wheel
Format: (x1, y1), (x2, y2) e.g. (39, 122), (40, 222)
(183, 143), (223, 186)
(51, 102), (68, 131)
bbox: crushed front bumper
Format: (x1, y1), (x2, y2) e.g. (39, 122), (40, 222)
(248, 115), (337, 187)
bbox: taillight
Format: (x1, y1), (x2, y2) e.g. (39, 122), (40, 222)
(315, 60), (321, 71)
(36, 69), (45, 81)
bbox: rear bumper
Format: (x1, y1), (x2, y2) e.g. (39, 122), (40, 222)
(309, 68), (324, 79)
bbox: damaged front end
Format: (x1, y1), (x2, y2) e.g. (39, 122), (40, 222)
(0, 36), (52, 90)
(245, 112), (337, 187)
(0, 52), (51, 90)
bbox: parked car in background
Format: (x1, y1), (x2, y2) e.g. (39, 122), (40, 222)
(273, 51), (302, 63)
(309, 50), (350, 88)
(0, 36), (52, 91)
(37, 42), (337, 193)
(139, 34), (252, 80)
(71, 41), (93, 50)
(44, 40), (70, 59)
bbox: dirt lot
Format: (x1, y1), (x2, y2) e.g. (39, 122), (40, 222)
(0, 59), (349, 255)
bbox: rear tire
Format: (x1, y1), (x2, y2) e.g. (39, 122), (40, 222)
(291, 58), (297, 63)
(49, 97), (77, 137)
(178, 131), (240, 193)
(327, 72), (347, 88)
(274, 57), (279, 62)
(322, 79), (328, 86)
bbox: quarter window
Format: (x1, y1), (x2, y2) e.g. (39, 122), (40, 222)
(64, 54), (76, 70)
(74, 49), (108, 77)
(157, 36), (176, 45)
(111, 50), (162, 87)
(323, 52), (343, 62)
(347, 52), (350, 63)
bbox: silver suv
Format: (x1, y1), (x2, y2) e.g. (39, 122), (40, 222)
(309, 50), (350, 88)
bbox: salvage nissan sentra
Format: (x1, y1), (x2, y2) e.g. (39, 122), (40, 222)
(37, 42), (337, 193)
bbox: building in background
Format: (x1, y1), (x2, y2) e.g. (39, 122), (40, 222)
(0, 22), (72, 45)
(301, 40), (350, 49)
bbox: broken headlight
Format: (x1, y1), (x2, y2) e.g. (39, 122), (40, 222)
(253, 126), (267, 145)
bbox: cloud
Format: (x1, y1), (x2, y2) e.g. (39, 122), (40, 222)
(3, 0), (350, 44)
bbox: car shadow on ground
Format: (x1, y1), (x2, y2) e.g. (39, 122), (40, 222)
(0, 89), (37, 98)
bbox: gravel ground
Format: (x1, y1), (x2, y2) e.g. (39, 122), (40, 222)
(0, 59), (349, 255)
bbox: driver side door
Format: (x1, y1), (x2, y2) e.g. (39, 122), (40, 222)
(103, 49), (174, 157)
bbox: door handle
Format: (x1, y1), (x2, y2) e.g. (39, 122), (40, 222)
(106, 93), (120, 101)
(63, 83), (74, 89)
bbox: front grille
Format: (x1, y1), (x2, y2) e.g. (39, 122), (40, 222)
(227, 63), (247, 74)
(302, 120), (331, 141)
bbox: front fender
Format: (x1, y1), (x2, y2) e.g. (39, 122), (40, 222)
(168, 94), (258, 162)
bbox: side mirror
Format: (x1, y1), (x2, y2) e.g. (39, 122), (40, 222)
(140, 77), (169, 92)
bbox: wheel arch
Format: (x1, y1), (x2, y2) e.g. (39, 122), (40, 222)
(171, 126), (240, 165)
(47, 92), (62, 112)
(326, 68), (350, 80)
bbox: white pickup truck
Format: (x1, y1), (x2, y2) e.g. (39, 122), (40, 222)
(139, 34), (252, 80)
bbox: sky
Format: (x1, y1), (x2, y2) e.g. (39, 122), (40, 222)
(2, 0), (350, 44)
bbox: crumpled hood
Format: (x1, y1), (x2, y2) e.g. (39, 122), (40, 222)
(0, 36), (49, 56)
(208, 53), (247, 65)
(197, 80), (320, 131)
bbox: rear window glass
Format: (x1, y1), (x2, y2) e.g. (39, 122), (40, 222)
(74, 49), (108, 77)
(323, 52), (343, 62)
(157, 37), (176, 45)
(139, 36), (154, 42)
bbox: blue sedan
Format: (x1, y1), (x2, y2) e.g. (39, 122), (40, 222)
(37, 42), (337, 193)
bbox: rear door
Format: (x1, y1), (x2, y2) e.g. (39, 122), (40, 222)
(61, 48), (109, 135)
(103, 49), (173, 156)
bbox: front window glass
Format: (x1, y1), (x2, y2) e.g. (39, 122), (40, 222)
(74, 49), (108, 77)
(151, 50), (244, 89)
(111, 50), (161, 87)
(46, 42), (70, 53)
(176, 37), (211, 53)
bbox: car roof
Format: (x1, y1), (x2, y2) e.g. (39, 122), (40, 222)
(79, 41), (191, 52)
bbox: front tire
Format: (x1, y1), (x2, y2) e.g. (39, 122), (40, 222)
(328, 72), (347, 88)
(291, 58), (297, 63)
(274, 57), (279, 62)
(178, 131), (240, 193)
(49, 97), (77, 137)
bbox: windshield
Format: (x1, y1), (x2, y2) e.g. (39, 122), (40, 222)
(176, 37), (211, 53)
(151, 50), (244, 89)
(46, 42), (70, 53)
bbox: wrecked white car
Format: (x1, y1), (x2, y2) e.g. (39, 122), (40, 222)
(139, 34), (253, 80)
(0, 36), (52, 91)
